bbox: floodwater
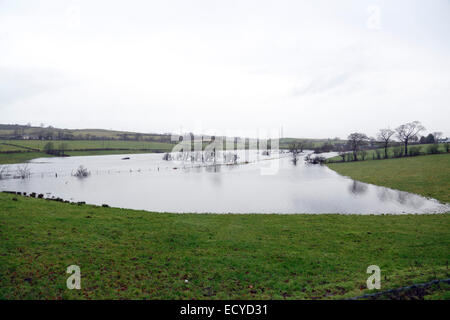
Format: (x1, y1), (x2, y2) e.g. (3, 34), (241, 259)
(0, 151), (448, 214)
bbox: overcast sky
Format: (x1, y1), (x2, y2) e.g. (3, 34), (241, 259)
(1, 0), (449, 139)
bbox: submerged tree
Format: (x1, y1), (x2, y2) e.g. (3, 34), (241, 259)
(74, 166), (90, 178)
(16, 164), (31, 179)
(289, 141), (304, 165)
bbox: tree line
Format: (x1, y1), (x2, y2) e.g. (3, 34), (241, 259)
(338, 121), (448, 162)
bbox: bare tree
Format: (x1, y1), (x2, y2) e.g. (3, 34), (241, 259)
(16, 164), (31, 179)
(432, 132), (443, 144)
(74, 166), (90, 178)
(289, 141), (304, 164)
(347, 133), (369, 161)
(377, 128), (395, 159)
(395, 121), (425, 156)
(289, 141), (304, 154)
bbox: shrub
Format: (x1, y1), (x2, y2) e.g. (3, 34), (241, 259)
(393, 146), (404, 158)
(358, 150), (367, 161)
(74, 166), (90, 178)
(375, 149), (382, 159)
(43, 142), (55, 155)
(162, 153), (172, 161)
(408, 146), (421, 157)
(427, 144), (440, 155)
(306, 155), (326, 164)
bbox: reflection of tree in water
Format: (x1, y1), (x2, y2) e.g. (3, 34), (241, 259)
(205, 164), (222, 186)
(205, 164), (221, 173)
(376, 186), (424, 209)
(376, 188), (395, 202)
(396, 191), (423, 208)
(349, 180), (368, 195)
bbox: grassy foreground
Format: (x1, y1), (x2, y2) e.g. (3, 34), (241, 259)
(0, 192), (449, 300)
(327, 153), (450, 203)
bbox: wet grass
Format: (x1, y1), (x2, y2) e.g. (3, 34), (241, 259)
(0, 192), (448, 300)
(0, 152), (53, 165)
(327, 153), (450, 203)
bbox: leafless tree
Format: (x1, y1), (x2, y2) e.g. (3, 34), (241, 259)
(377, 128), (395, 159)
(289, 141), (305, 163)
(289, 141), (304, 154)
(395, 121), (425, 156)
(432, 132), (443, 144)
(347, 133), (369, 161)
(74, 166), (90, 178)
(16, 164), (31, 179)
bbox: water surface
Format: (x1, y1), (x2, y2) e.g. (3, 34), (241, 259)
(0, 151), (448, 214)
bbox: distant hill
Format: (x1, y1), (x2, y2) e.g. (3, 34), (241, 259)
(0, 123), (346, 148)
(0, 124), (172, 143)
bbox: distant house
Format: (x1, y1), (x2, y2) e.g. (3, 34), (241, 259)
(438, 138), (450, 143)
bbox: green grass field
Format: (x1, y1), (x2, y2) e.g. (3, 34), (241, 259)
(327, 153), (450, 203)
(0, 152), (55, 165)
(0, 144), (30, 152)
(0, 192), (448, 300)
(0, 140), (174, 152)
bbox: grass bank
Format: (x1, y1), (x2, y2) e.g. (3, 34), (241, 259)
(0, 152), (54, 165)
(327, 153), (450, 203)
(0, 192), (448, 300)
